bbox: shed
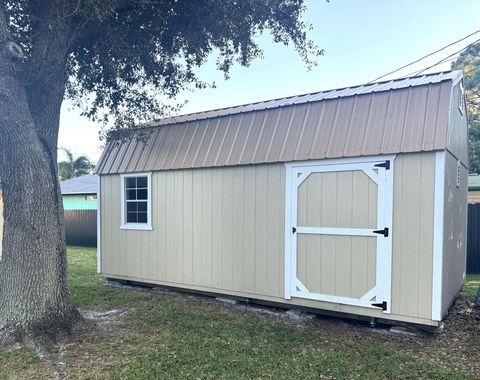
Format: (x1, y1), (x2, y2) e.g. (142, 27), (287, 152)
(94, 70), (468, 327)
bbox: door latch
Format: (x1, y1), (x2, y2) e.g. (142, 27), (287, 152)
(292, 226), (296, 234)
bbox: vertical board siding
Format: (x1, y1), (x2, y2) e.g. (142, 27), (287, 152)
(296, 169), (377, 299)
(467, 204), (480, 274)
(0, 190), (3, 258)
(446, 83), (469, 165)
(64, 210), (97, 247)
(102, 164), (284, 297)
(101, 153), (436, 322)
(441, 152), (468, 315)
(391, 153), (435, 319)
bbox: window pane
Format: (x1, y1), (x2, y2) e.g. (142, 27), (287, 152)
(127, 212), (138, 223)
(127, 189), (137, 200)
(126, 177), (136, 189)
(123, 175), (150, 226)
(137, 212), (148, 223)
(137, 188), (147, 200)
(127, 202), (138, 212)
(138, 201), (147, 212)
(137, 176), (148, 188)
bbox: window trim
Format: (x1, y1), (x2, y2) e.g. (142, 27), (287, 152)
(120, 172), (153, 230)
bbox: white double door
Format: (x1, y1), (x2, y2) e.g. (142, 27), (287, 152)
(286, 156), (394, 313)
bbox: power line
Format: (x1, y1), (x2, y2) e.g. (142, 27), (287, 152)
(402, 37), (480, 78)
(367, 28), (480, 83)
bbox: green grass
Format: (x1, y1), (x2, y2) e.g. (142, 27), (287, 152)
(463, 274), (480, 302)
(0, 246), (479, 379)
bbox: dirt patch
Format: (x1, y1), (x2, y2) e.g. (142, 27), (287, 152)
(81, 307), (134, 338)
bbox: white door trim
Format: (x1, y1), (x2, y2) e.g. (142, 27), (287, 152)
(284, 155), (396, 313)
(97, 176), (101, 274)
(432, 151), (445, 321)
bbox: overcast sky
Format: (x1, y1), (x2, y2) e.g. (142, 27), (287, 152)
(58, 0), (480, 163)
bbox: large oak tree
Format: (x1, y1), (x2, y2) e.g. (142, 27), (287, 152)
(0, 0), (320, 348)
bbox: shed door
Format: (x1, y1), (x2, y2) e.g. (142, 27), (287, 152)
(286, 157), (394, 313)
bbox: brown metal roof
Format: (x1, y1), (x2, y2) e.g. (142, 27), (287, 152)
(95, 71), (462, 174)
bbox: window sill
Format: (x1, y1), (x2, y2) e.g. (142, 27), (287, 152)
(120, 223), (153, 231)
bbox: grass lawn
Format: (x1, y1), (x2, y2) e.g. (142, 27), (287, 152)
(0, 246), (479, 379)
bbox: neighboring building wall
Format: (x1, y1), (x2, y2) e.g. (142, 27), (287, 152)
(100, 152), (437, 325)
(0, 189), (3, 258)
(468, 191), (480, 204)
(441, 152), (468, 316)
(62, 194), (97, 210)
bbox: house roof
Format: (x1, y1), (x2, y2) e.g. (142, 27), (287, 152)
(60, 174), (98, 195)
(95, 71), (462, 175)
(469, 174), (480, 191)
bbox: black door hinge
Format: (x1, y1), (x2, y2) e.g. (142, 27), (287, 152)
(374, 160), (390, 170)
(371, 301), (387, 311)
(292, 226), (296, 234)
(373, 227), (389, 237)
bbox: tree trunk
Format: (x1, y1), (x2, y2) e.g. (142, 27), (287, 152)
(0, 9), (84, 349)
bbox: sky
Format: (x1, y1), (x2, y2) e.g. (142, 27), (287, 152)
(58, 0), (480, 163)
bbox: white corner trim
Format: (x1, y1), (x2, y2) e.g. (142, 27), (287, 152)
(284, 164), (292, 300)
(120, 172), (153, 231)
(432, 151), (446, 321)
(97, 176), (101, 274)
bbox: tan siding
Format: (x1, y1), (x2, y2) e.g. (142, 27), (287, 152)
(468, 191), (480, 204)
(296, 169), (378, 299)
(297, 171), (377, 228)
(101, 152), (438, 325)
(446, 82), (469, 165)
(391, 153), (435, 319)
(442, 152), (468, 316)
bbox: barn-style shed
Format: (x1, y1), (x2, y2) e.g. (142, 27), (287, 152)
(94, 71), (468, 327)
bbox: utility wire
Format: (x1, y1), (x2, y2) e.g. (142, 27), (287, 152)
(401, 37), (480, 78)
(367, 28), (480, 83)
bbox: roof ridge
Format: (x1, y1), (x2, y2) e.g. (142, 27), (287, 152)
(139, 70), (459, 130)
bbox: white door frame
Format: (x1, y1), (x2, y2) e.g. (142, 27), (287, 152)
(284, 155), (396, 313)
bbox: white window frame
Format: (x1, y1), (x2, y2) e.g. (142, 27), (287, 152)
(120, 172), (153, 231)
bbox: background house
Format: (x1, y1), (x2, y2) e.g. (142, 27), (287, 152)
(60, 174), (98, 210)
(468, 174), (480, 204)
(60, 174), (98, 247)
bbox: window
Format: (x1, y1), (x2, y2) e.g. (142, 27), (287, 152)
(85, 194), (97, 201)
(120, 173), (152, 230)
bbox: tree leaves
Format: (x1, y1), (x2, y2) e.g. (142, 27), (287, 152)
(452, 42), (480, 172)
(58, 148), (94, 180)
(4, 0), (322, 138)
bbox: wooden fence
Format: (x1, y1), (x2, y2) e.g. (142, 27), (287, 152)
(64, 210), (97, 247)
(467, 203), (480, 274)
